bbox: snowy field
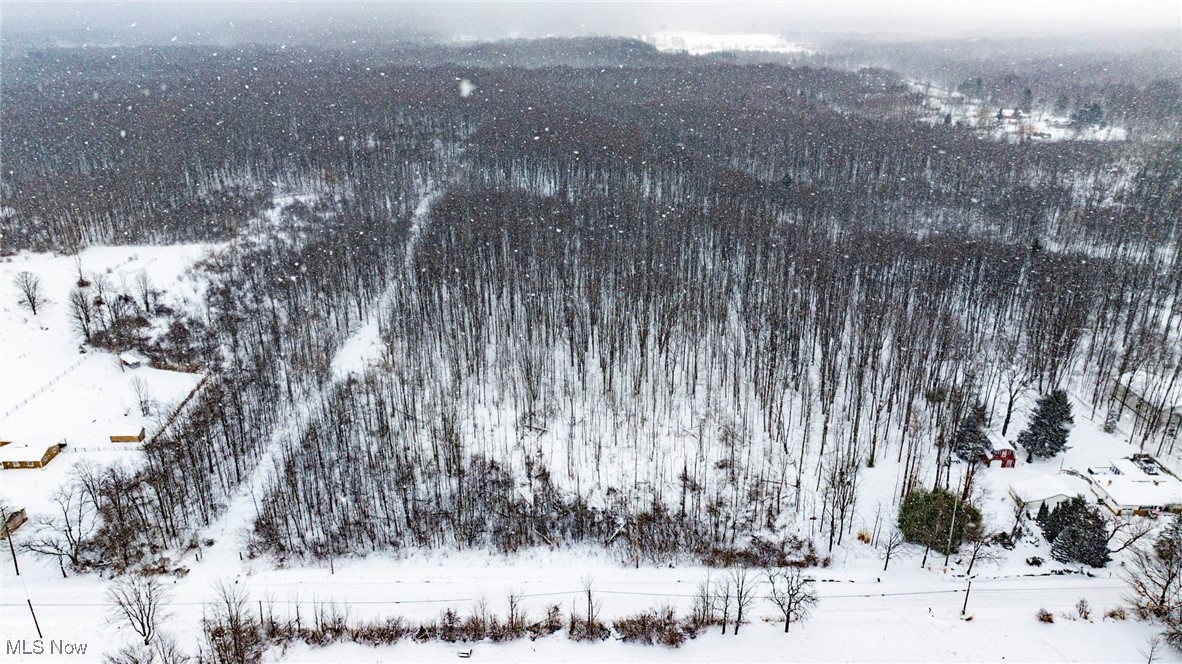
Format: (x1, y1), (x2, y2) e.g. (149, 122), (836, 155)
(1, 242), (1170, 661)
(639, 32), (808, 56)
(1, 246), (210, 516)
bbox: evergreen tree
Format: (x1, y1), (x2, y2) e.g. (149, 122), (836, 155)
(1050, 510), (1110, 568)
(1041, 496), (1110, 568)
(953, 403), (991, 464)
(1038, 495), (1089, 544)
(1017, 389), (1073, 462)
(898, 487), (983, 555)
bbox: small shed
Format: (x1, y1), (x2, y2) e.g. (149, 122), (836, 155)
(110, 427), (147, 443)
(0, 442), (62, 469)
(119, 352), (145, 369)
(1009, 475), (1076, 515)
(984, 437), (1016, 468)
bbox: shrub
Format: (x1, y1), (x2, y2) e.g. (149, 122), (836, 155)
(527, 604), (563, 640)
(612, 606), (685, 647)
(1075, 598), (1090, 621)
(1103, 607), (1126, 621)
(350, 617), (412, 646)
(568, 612), (611, 642)
(856, 530), (872, 544)
(1026, 556), (1044, 567)
(1037, 608), (1054, 623)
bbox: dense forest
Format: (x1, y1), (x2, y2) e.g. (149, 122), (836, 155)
(2, 37), (1179, 571)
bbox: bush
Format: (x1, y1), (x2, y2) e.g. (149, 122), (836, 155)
(527, 604), (563, 640)
(350, 617), (412, 646)
(1026, 556), (1044, 567)
(568, 613), (611, 642)
(1104, 607), (1127, 621)
(612, 606), (685, 647)
(703, 536), (818, 568)
(1037, 608), (1054, 623)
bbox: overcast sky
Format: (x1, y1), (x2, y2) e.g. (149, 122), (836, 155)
(3, 1), (1180, 45)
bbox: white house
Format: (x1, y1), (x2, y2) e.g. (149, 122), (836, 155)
(1088, 456), (1182, 516)
(1009, 475), (1077, 515)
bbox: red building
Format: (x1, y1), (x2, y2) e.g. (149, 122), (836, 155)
(984, 442), (1016, 468)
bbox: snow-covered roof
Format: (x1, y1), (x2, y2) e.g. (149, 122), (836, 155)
(987, 432), (1014, 453)
(1092, 456), (1182, 509)
(119, 352), (145, 366)
(1111, 458), (1143, 476)
(0, 442), (57, 463)
(1009, 475), (1077, 504)
(1094, 477), (1182, 509)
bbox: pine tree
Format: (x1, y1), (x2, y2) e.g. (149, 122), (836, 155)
(1050, 510), (1110, 568)
(1041, 496), (1110, 568)
(953, 403), (991, 464)
(1017, 389), (1073, 462)
(1039, 495), (1088, 544)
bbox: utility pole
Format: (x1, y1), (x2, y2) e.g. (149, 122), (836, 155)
(943, 494), (961, 567)
(961, 580), (972, 616)
(28, 599), (42, 638)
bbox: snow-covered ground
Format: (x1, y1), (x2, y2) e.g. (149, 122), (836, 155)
(0, 230), (1173, 662)
(0, 365), (1169, 661)
(1, 246), (211, 516)
(639, 32), (808, 56)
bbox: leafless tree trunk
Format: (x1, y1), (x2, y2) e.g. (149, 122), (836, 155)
(109, 575), (171, 645)
(730, 566), (759, 635)
(14, 271), (45, 315)
(880, 528), (906, 571)
(765, 567), (819, 633)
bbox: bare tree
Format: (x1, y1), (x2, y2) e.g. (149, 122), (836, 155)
(691, 573), (719, 627)
(68, 287), (96, 343)
(109, 575), (172, 646)
(202, 580), (262, 664)
(1107, 515), (1156, 556)
(131, 377), (153, 416)
(134, 270), (154, 315)
(765, 568), (819, 633)
(13, 271), (45, 315)
(879, 527), (906, 571)
(71, 255), (89, 287)
(1123, 517), (1181, 638)
(730, 566), (759, 635)
(962, 521), (1004, 576)
(713, 575), (734, 636)
(21, 484), (98, 577)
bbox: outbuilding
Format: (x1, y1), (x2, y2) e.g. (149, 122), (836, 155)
(0, 441), (62, 469)
(1009, 475), (1076, 515)
(984, 440), (1017, 468)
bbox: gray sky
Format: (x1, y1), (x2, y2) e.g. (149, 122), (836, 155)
(3, 1), (1180, 45)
